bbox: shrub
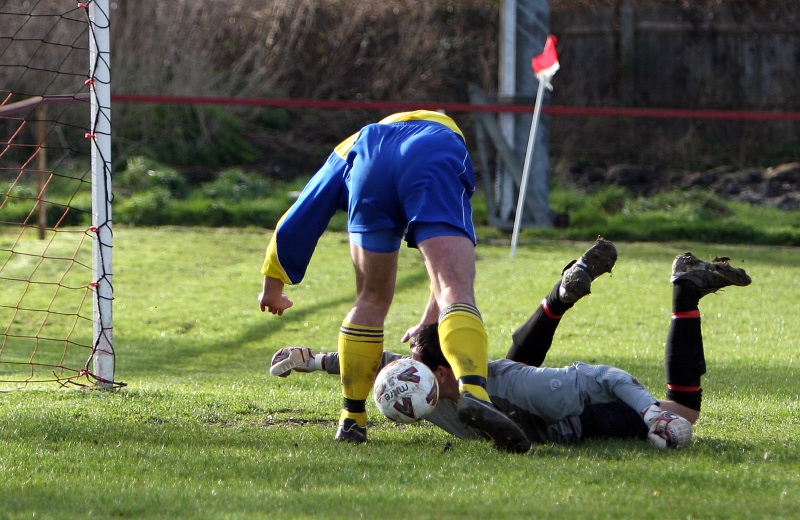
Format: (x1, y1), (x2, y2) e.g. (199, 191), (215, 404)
(114, 187), (173, 226)
(550, 186), (630, 228)
(199, 169), (272, 201)
(117, 156), (189, 198)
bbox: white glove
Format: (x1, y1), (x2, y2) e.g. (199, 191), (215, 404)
(269, 347), (324, 377)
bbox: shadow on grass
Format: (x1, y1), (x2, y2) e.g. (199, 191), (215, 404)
(117, 265), (431, 379)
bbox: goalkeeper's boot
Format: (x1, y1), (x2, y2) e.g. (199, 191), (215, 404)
(670, 252), (751, 296)
(334, 417), (367, 444)
(642, 406), (693, 449)
(559, 235), (618, 303)
(457, 393), (531, 454)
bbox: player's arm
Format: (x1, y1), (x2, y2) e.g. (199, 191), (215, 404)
(260, 153), (348, 287)
(258, 154), (348, 315)
(269, 347), (406, 377)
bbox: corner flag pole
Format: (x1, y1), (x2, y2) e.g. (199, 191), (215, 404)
(510, 35), (559, 257)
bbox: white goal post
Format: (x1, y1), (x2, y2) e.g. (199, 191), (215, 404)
(0, 0), (118, 388)
(88, 0), (115, 387)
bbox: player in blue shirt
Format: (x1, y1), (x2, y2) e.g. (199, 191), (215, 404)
(258, 111), (529, 452)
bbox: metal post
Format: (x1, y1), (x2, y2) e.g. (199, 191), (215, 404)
(88, 0), (114, 387)
(498, 0), (553, 229)
(510, 75), (548, 257)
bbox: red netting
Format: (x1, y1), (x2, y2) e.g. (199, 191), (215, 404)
(0, 1), (118, 388)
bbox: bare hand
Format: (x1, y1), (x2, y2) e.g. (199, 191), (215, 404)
(401, 323), (430, 344)
(259, 276), (293, 316)
(258, 292), (293, 315)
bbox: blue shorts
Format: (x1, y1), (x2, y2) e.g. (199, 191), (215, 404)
(350, 222), (468, 253)
(345, 121), (477, 253)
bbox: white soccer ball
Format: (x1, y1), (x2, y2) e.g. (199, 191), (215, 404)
(373, 358), (439, 424)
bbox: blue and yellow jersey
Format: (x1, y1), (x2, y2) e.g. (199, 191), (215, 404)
(260, 110), (464, 285)
(332, 110), (464, 159)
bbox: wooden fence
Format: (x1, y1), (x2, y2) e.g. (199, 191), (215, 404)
(543, 3), (798, 167)
(550, 3), (799, 110)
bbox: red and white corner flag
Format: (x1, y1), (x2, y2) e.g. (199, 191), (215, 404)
(531, 34), (559, 87)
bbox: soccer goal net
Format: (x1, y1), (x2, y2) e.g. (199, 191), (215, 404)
(0, 1), (119, 389)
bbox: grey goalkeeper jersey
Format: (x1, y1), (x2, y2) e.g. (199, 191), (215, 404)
(320, 351), (656, 445)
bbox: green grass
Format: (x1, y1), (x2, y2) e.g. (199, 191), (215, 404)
(1, 228), (799, 518)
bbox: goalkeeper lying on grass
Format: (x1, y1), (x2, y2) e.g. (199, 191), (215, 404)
(271, 239), (751, 449)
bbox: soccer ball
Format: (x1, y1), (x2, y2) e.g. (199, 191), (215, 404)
(373, 358), (439, 424)
(647, 411), (693, 449)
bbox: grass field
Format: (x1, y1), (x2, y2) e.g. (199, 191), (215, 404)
(0, 227), (798, 518)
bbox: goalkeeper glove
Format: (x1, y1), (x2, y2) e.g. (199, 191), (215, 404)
(269, 347), (326, 377)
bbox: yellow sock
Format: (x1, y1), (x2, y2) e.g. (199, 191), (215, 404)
(438, 304), (491, 402)
(338, 321), (384, 426)
(338, 410), (368, 427)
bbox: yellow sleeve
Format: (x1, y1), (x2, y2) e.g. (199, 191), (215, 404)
(260, 222), (292, 284)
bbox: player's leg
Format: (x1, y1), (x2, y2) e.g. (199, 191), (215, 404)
(398, 125), (489, 400)
(506, 236), (617, 366)
(417, 233), (530, 453)
(398, 124), (529, 452)
(335, 123), (412, 443)
(335, 240), (399, 443)
(417, 234), (486, 398)
(660, 252), (752, 424)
